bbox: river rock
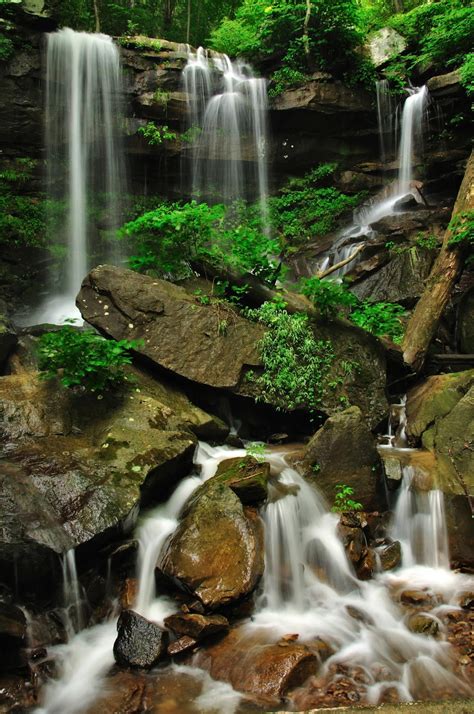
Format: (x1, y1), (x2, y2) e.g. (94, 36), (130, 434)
(167, 635), (198, 657)
(158, 483), (264, 610)
(297, 406), (385, 512)
(194, 627), (318, 703)
(164, 613), (229, 641)
(379, 541), (401, 571)
(407, 613), (439, 637)
(113, 609), (168, 669)
(213, 456), (270, 503)
(337, 525), (367, 564)
(351, 247), (436, 305)
(0, 367), (224, 594)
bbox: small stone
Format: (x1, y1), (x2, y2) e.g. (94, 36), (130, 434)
(167, 636), (198, 657)
(379, 541), (401, 571)
(356, 549), (375, 580)
(113, 610), (168, 669)
(400, 590), (433, 607)
(164, 613), (229, 641)
(119, 579), (139, 610)
(407, 613), (439, 636)
(458, 592), (474, 610)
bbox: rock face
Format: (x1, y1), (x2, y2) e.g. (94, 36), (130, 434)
(457, 287), (474, 353)
(405, 370), (474, 568)
(271, 80), (372, 114)
(0, 366), (225, 594)
(77, 265), (263, 391)
(78, 266), (388, 427)
(113, 610), (168, 669)
(0, 603), (27, 672)
(158, 481), (264, 609)
(296, 406), (385, 512)
(194, 628), (318, 704)
(351, 247), (437, 305)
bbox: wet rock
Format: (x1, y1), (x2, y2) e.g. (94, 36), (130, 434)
(427, 70), (462, 97)
(407, 613), (439, 636)
(119, 579), (139, 610)
(351, 247), (436, 305)
(0, 604), (27, 672)
(167, 635), (198, 657)
(164, 613), (229, 641)
(0, 312), (17, 371)
(379, 541), (401, 571)
(355, 549), (376, 581)
(0, 367), (222, 593)
(400, 590), (434, 607)
(194, 627), (318, 703)
(393, 194), (422, 212)
(271, 79), (372, 114)
(213, 456), (270, 503)
(458, 592), (474, 610)
(337, 525), (367, 564)
(113, 609), (168, 669)
(367, 27), (407, 68)
(297, 406), (385, 512)
(158, 482), (264, 610)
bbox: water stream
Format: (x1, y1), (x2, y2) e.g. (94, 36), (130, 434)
(36, 439), (472, 712)
(31, 28), (126, 325)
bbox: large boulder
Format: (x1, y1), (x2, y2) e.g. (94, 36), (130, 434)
(213, 456), (270, 503)
(78, 266), (388, 427)
(351, 247), (437, 305)
(0, 367), (225, 593)
(158, 481), (264, 610)
(295, 406), (385, 512)
(367, 27), (407, 68)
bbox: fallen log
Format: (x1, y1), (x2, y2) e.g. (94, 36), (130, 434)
(402, 150), (474, 371)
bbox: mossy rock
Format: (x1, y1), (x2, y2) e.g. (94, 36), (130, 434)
(213, 456), (270, 504)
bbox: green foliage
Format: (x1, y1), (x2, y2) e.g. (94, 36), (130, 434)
(300, 276), (357, 319)
(447, 211), (474, 248)
(268, 67), (308, 98)
(331, 484), (363, 513)
(0, 33), (14, 61)
(415, 233), (438, 250)
(123, 200), (281, 283)
(460, 53), (474, 96)
(270, 165), (365, 244)
(38, 326), (140, 393)
(350, 300), (406, 343)
(138, 122), (177, 146)
(245, 299), (334, 411)
(245, 442), (267, 461)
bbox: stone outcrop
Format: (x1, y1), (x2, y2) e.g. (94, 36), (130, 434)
(78, 266), (388, 427)
(0, 366), (226, 593)
(113, 610), (168, 669)
(271, 80), (372, 114)
(158, 479), (264, 609)
(367, 27), (407, 68)
(296, 406), (385, 512)
(213, 456), (270, 503)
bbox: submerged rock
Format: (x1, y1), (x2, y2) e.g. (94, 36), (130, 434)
(113, 609), (168, 669)
(158, 482), (264, 610)
(407, 613), (439, 637)
(297, 406), (385, 512)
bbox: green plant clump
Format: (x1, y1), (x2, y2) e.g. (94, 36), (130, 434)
(331, 484), (363, 513)
(447, 211), (474, 249)
(38, 326), (140, 393)
(245, 442), (267, 461)
(245, 299), (334, 411)
(460, 53), (474, 96)
(350, 301), (406, 344)
(300, 276), (357, 320)
(138, 122), (177, 146)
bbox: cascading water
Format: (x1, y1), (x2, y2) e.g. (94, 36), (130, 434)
(324, 85), (428, 279)
(36, 441), (472, 712)
(183, 48), (270, 236)
(33, 28), (126, 325)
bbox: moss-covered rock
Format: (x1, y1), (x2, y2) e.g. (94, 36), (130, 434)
(213, 456), (270, 503)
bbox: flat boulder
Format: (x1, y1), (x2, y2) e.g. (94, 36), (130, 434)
(158, 482), (264, 609)
(295, 406), (385, 512)
(164, 612), (229, 641)
(113, 610), (168, 669)
(213, 456), (270, 503)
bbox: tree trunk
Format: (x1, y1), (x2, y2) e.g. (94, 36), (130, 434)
(186, 0), (191, 43)
(303, 0), (312, 65)
(93, 0), (100, 32)
(402, 151), (474, 371)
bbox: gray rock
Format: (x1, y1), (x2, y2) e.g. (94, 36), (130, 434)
(367, 28), (407, 68)
(113, 610), (168, 669)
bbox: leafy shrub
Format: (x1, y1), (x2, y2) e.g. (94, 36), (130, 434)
(268, 67), (308, 98)
(138, 122), (177, 146)
(245, 442), (267, 461)
(300, 276), (357, 319)
(245, 299), (334, 411)
(331, 484), (363, 513)
(0, 34), (14, 62)
(38, 327), (139, 392)
(350, 301), (406, 343)
(460, 53), (474, 96)
(447, 210), (474, 248)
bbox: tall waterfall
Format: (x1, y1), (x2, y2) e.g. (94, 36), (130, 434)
(397, 85), (428, 196)
(183, 48), (270, 235)
(37, 29), (126, 324)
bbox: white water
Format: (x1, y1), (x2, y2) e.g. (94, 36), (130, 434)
(183, 49), (270, 236)
(61, 549), (85, 636)
(36, 440), (472, 711)
(326, 85), (428, 279)
(32, 29), (126, 325)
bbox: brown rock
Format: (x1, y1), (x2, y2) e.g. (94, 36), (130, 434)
(356, 549), (376, 580)
(379, 541), (401, 571)
(167, 635), (198, 657)
(400, 590), (434, 607)
(458, 592), (474, 610)
(158, 482), (264, 610)
(119, 579), (139, 610)
(337, 525), (367, 564)
(214, 456), (270, 503)
(407, 613), (439, 637)
(164, 613), (229, 641)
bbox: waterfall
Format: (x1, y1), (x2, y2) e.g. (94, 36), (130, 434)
(183, 49), (270, 236)
(35, 28), (126, 325)
(397, 85), (428, 196)
(61, 549), (85, 635)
